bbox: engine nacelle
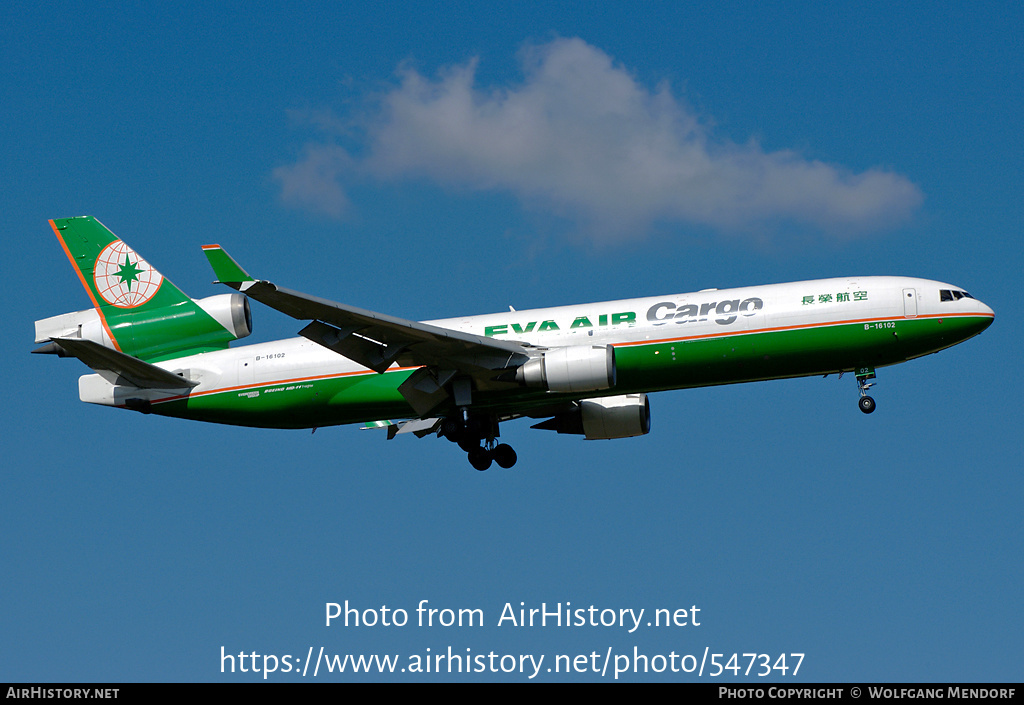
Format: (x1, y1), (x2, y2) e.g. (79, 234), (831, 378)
(580, 393), (651, 439)
(516, 345), (616, 393)
(34, 293), (252, 359)
(194, 293), (253, 341)
(532, 393), (651, 439)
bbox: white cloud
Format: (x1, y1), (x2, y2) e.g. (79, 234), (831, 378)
(273, 144), (353, 218)
(275, 37), (923, 240)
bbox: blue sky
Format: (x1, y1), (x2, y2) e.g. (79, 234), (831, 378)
(3, 1), (1021, 682)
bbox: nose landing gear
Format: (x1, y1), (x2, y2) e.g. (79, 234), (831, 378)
(856, 367), (876, 414)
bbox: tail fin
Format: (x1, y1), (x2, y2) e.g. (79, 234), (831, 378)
(46, 216), (249, 361)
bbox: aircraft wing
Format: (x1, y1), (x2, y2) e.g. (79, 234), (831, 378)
(202, 245), (530, 414)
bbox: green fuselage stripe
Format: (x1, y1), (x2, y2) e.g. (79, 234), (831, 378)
(147, 313), (990, 429)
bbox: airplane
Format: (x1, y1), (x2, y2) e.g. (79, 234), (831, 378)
(34, 216), (995, 470)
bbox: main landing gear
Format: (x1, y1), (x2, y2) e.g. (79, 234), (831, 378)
(856, 367), (877, 414)
(440, 414), (518, 471)
(468, 442), (518, 471)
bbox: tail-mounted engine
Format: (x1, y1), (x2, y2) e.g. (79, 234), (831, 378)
(194, 294), (253, 341)
(34, 293), (252, 360)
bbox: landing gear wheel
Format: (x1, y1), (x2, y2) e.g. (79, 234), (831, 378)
(468, 446), (493, 471)
(492, 443), (517, 469)
(441, 418), (462, 442)
(458, 436), (480, 453)
(859, 396), (876, 414)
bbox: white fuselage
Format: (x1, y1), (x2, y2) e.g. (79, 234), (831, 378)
(78, 276), (994, 414)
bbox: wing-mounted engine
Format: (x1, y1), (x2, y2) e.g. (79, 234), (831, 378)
(515, 345), (616, 393)
(532, 393), (651, 440)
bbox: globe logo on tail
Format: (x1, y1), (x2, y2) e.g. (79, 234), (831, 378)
(93, 241), (163, 307)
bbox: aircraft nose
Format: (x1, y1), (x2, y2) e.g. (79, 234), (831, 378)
(980, 299), (995, 322)
(972, 298), (995, 333)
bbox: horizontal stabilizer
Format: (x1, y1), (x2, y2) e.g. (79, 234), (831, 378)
(361, 420), (396, 429)
(361, 418), (441, 439)
(394, 417), (442, 438)
(50, 337), (199, 389)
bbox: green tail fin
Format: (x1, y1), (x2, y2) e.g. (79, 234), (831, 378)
(50, 216), (240, 361)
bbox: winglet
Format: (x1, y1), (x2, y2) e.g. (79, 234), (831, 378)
(202, 244), (255, 287)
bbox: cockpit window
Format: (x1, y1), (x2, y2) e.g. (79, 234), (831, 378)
(940, 289), (974, 302)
